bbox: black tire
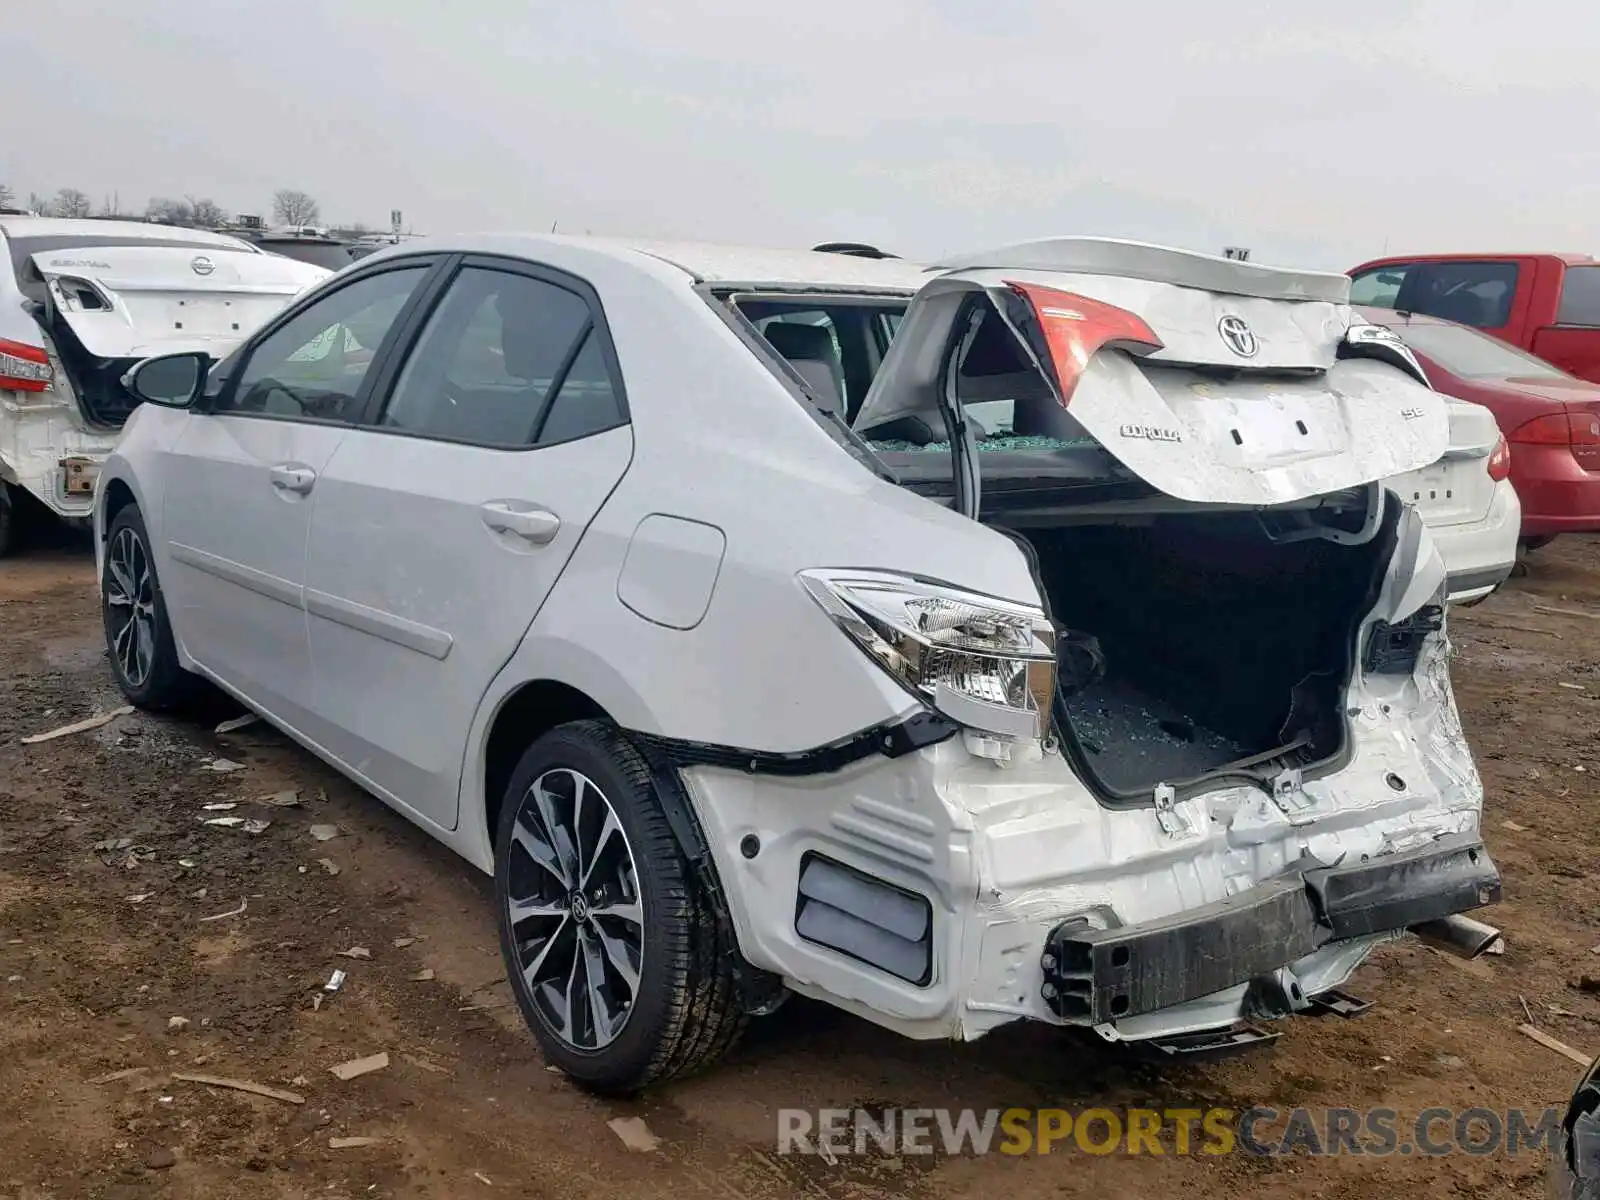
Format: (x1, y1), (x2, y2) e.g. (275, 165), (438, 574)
(1520, 535), (1557, 553)
(0, 483), (13, 558)
(494, 719), (745, 1094)
(101, 504), (203, 711)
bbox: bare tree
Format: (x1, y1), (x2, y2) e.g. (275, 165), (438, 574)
(0, 184), (14, 210)
(28, 192), (51, 216)
(272, 189), (320, 227)
(187, 196), (228, 227)
(54, 188), (93, 219)
(146, 196), (194, 226)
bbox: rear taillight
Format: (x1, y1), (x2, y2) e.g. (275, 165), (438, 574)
(1507, 411), (1600, 446)
(0, 339), (52, 392)
(1002, 281), (1164, 407)
(1486, 435), (1512, 481)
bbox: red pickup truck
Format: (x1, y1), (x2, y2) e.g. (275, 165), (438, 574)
(1348, 253), (1600, 382)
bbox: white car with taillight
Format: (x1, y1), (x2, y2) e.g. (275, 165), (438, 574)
(0, 217), (329, 553)
(94, 235), (1499, 1092)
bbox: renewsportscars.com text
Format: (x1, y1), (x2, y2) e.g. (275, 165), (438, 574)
(777, 1105), (1563, 1158)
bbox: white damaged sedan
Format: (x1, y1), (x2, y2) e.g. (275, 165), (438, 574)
(95, 235), (1500, 1091)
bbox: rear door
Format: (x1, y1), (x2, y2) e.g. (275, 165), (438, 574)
(32, 244), (329, 360)
(299, 255), (633, 832)
(856, 247), (1449, 508)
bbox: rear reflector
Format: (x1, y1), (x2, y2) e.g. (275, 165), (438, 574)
(795, 853), (932, 985)
(0, 339), (52, 392)
(1508, 412), (1600, 446)
(1002, 281), (1164, 407)
(1486, 435), (1512, 482)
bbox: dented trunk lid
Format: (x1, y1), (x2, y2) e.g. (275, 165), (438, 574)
(32, 245), (330, 359)
(855, 238), (1451, 508)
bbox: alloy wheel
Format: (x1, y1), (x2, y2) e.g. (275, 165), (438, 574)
(505, 768), (644, 1051)
(104, 526), (156, 689)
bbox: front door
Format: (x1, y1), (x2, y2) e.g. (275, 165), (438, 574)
(301, 257), (634, 831)
(158, 262), (437, 727)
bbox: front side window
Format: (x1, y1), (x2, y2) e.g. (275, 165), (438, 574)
(378, 266), (623, 446)
(222, 265), (428, 420)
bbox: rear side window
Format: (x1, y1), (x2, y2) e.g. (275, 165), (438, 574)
(378, 265), (624, 447)
(1394, 261), (1519, 328)
(1556, 265), (1600, 327)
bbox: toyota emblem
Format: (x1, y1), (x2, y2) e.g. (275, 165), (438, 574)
(190, 255), (215, 276)
(1217, 314), (1258, 358)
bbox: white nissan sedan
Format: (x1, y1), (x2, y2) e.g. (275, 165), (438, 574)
(96, 236), (1500, 1093)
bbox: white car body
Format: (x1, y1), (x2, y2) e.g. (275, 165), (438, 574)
(0, 217), (329, 542)
(94, 235), (1497, 1084)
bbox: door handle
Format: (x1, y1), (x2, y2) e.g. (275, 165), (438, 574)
(269, 463), (317, 494)
(481, 501), (561, 545)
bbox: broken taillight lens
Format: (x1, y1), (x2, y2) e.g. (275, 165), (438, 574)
(0, 339), (52, 392)
(1486, 435), (1512, 482)
(1002, 281), (1164, 407)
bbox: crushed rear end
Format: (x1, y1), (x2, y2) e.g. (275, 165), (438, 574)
(718, 239), (1499, 1050)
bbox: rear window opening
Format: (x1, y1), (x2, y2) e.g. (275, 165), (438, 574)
(730, 295), (907, 424)
(1023, 493), (1398, 802)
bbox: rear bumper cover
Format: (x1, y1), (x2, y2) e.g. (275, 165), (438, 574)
(1042, 834), (1499, 1024)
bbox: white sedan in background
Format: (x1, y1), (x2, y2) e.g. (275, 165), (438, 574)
(0, 217), (329, 553)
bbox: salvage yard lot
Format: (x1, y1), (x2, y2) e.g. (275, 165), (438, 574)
(1, 537), (1596, 1200)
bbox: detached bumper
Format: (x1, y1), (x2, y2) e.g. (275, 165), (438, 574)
(1551, 1059), (1600, 1200)
(1042, 834), (1499, 1024)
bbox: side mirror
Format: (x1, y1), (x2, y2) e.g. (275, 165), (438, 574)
(122, 351), (208, 408)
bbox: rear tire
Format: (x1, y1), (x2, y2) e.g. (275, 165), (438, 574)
(494, 719), (745, 1094)
(0, 483), (13, 558)
(1520, 535), (1557, 553)
(101, 504), (203, 711)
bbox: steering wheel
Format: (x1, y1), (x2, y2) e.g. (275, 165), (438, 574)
(240, 377), (306, 416)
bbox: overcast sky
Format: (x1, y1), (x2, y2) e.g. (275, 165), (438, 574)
(8, 0), (1598, 269)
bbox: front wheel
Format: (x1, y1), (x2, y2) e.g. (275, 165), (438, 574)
(494, 720), (745, 1094)
(101, 505), (202, 710)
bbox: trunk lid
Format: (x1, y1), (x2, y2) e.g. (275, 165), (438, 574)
(855, 239), (1451, 508)
(1386, 397), (1502, 528)
(32, 245), (330, 359)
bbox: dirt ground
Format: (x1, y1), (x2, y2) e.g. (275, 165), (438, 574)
(1, 530), (1596, 1200)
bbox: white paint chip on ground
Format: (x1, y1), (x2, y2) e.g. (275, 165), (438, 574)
(329, 1052), (390, 1081)
(200, 759), (247, 773)
(214, 714), (261, 734)
(606, 1116), (661, 1152)
(309, 825), (340, 842)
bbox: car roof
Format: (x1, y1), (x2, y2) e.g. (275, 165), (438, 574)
(0, 216), (257, 251)
(402, 233), (932, 292)
(1352, 251), (1598, 271)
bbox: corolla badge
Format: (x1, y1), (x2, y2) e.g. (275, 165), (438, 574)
(190, 255), (215, 276)
(1217, 314), (1258, 358)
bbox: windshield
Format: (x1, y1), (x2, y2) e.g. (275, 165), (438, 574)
(258, 241), (355, 271)
(1393, 321), (1570, 381)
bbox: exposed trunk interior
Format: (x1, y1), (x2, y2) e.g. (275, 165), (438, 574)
(31, 308), (141, 427)
(1015, 496), (1398, 801)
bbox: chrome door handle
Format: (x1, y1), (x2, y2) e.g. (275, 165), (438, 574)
(270, 464), (317, 494)
(481, 501), (561, 545)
